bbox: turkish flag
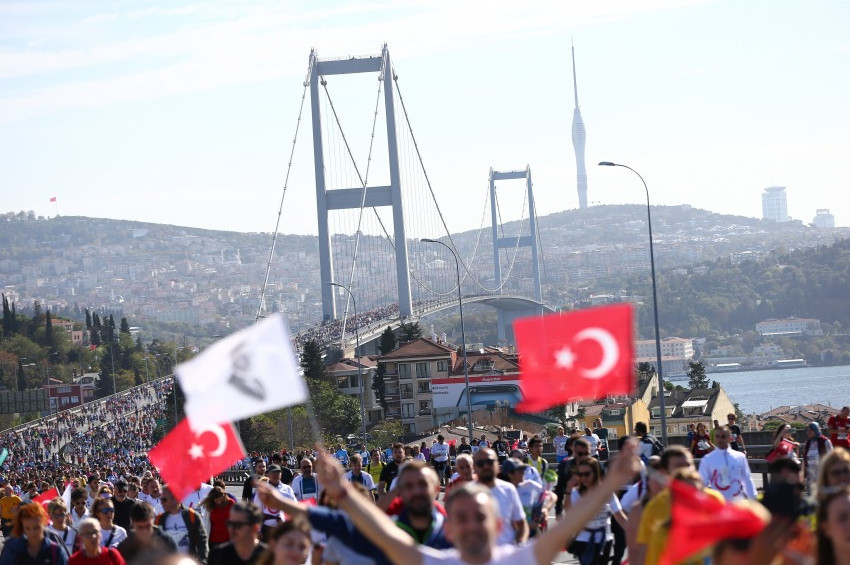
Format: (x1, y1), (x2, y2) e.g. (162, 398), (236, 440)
(659, 480), (767, 565)
(33, 487), (60, 507)
(513, 303), (634, 412)
(149, 419), (245, 501)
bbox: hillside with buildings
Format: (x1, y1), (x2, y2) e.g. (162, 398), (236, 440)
(0, 206), (846, 347)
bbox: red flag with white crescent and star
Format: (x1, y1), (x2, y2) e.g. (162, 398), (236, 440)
(513, 303), (635, 412)
(148, 418), (245, 500)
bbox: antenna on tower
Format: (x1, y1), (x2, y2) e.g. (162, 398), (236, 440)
(571, 38), (579, 109)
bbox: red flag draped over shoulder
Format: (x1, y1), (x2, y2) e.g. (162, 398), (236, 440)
(149, 419), (245, 501)
(659, 480), (767, 565)
(513, 303), (634, 412)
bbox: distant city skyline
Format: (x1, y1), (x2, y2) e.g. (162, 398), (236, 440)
(2, 1), (848, 234)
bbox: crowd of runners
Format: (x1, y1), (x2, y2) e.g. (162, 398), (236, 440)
(0, 382), (849, 564)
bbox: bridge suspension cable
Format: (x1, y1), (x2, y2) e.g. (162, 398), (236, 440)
(256, 55), (314, 324)
(392, 76), (530, 298)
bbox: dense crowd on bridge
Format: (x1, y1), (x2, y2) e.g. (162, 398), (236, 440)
(293, 303), (400, 350)
(0, 400), (849, 564)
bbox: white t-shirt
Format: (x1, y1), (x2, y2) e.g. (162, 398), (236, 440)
(47, 524), (78, 555)
(570, 490), (622, 542)
(483, 479), (525, 545)
(181, 483), (213, 517)
(553, 435), (568, 458)
(430, 443), (449, 462)
(515, 480), (543, 523)
(419, 542), (535, 564)
(163, 512), (190, 554)
(584, 433), (601, 456)
(254, 482), (297, 527)
(100, 525), (128, 548)
(344, 470), (376, 491)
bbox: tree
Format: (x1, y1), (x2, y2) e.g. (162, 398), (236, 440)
(372, 364), (388, 412)
(44, 310), (54, 349)
(17, 358), (26, 391)
(398, 322), (422, 343)
(372, 327), (396, 412)
(120, 317), (131, 334)
(300, 340), (327, 382)
(378, 327), (397, 355)
(687, 361), (710, 389)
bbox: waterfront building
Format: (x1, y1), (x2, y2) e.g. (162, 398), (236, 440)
(755, 317), (822, 337)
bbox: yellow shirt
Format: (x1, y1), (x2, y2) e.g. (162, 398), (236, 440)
(638, 487), (725, 565)
(0, 495), (22, 520)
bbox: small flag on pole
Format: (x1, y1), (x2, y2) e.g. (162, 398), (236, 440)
(0, 448), (8, 466)
(49, 197), (57, 202)
(178, 313), (308, 430)
(513, 304), (634, 412)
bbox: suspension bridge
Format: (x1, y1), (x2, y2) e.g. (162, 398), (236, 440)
(259, 45), (555, 352)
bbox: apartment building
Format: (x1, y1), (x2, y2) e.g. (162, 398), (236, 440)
(377, 338), (456, 434)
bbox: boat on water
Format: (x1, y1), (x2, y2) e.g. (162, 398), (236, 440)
(705, 359), (808, 373)
(666, 371), (689, 381)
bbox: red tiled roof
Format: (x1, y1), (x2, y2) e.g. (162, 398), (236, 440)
(378, 338), (456, 360)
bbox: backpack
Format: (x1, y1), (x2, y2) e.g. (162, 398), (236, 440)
(155, 507), (198, 552)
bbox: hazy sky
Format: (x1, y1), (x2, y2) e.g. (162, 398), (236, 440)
(2, 0), (848, 235)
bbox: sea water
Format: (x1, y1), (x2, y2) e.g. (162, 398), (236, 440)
(705, 365), (850, 415)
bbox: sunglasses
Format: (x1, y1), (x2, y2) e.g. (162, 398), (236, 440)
(828, 467), (850, 477)
(574, 451), (589, 456)
(301, 466), (312, 470)
(474, 460), (496, 467)
(576, 471), (594, 478)
(98, 508), (115, 514)
(226, 520), (251, 529)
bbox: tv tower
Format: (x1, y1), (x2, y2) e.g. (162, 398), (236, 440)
(571, 42), (588, 209)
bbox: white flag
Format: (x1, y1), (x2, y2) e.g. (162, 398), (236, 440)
(178, 313), (307, 430)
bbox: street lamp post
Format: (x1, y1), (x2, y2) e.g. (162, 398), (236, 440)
(598, 161), (668, 444)
(421, 238), (474, 444)
(328, 282), (368, 447)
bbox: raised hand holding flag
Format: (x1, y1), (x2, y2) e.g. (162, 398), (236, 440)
(513, 303), (634, 412)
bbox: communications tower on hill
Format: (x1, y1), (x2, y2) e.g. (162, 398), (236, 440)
(571, 42), (588, 209)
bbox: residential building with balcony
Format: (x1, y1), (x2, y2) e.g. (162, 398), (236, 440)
(377, 338), (456, 434)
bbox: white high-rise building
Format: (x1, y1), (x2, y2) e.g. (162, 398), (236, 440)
(813, 209), (835, 228)
(762, 186), (790, 222)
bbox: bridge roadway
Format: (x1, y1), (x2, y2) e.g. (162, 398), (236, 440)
(295, 294), (555, 354)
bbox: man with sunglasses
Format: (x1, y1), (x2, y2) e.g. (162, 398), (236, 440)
(554, 437), (591, 518)
(472, 448), (528, 545)
(208, 501), (267, 565)
(112, 480), (135, 530)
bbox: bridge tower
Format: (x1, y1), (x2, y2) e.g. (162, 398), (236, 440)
(489, 167), (542, 343)
(309, 46), (413, 322)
